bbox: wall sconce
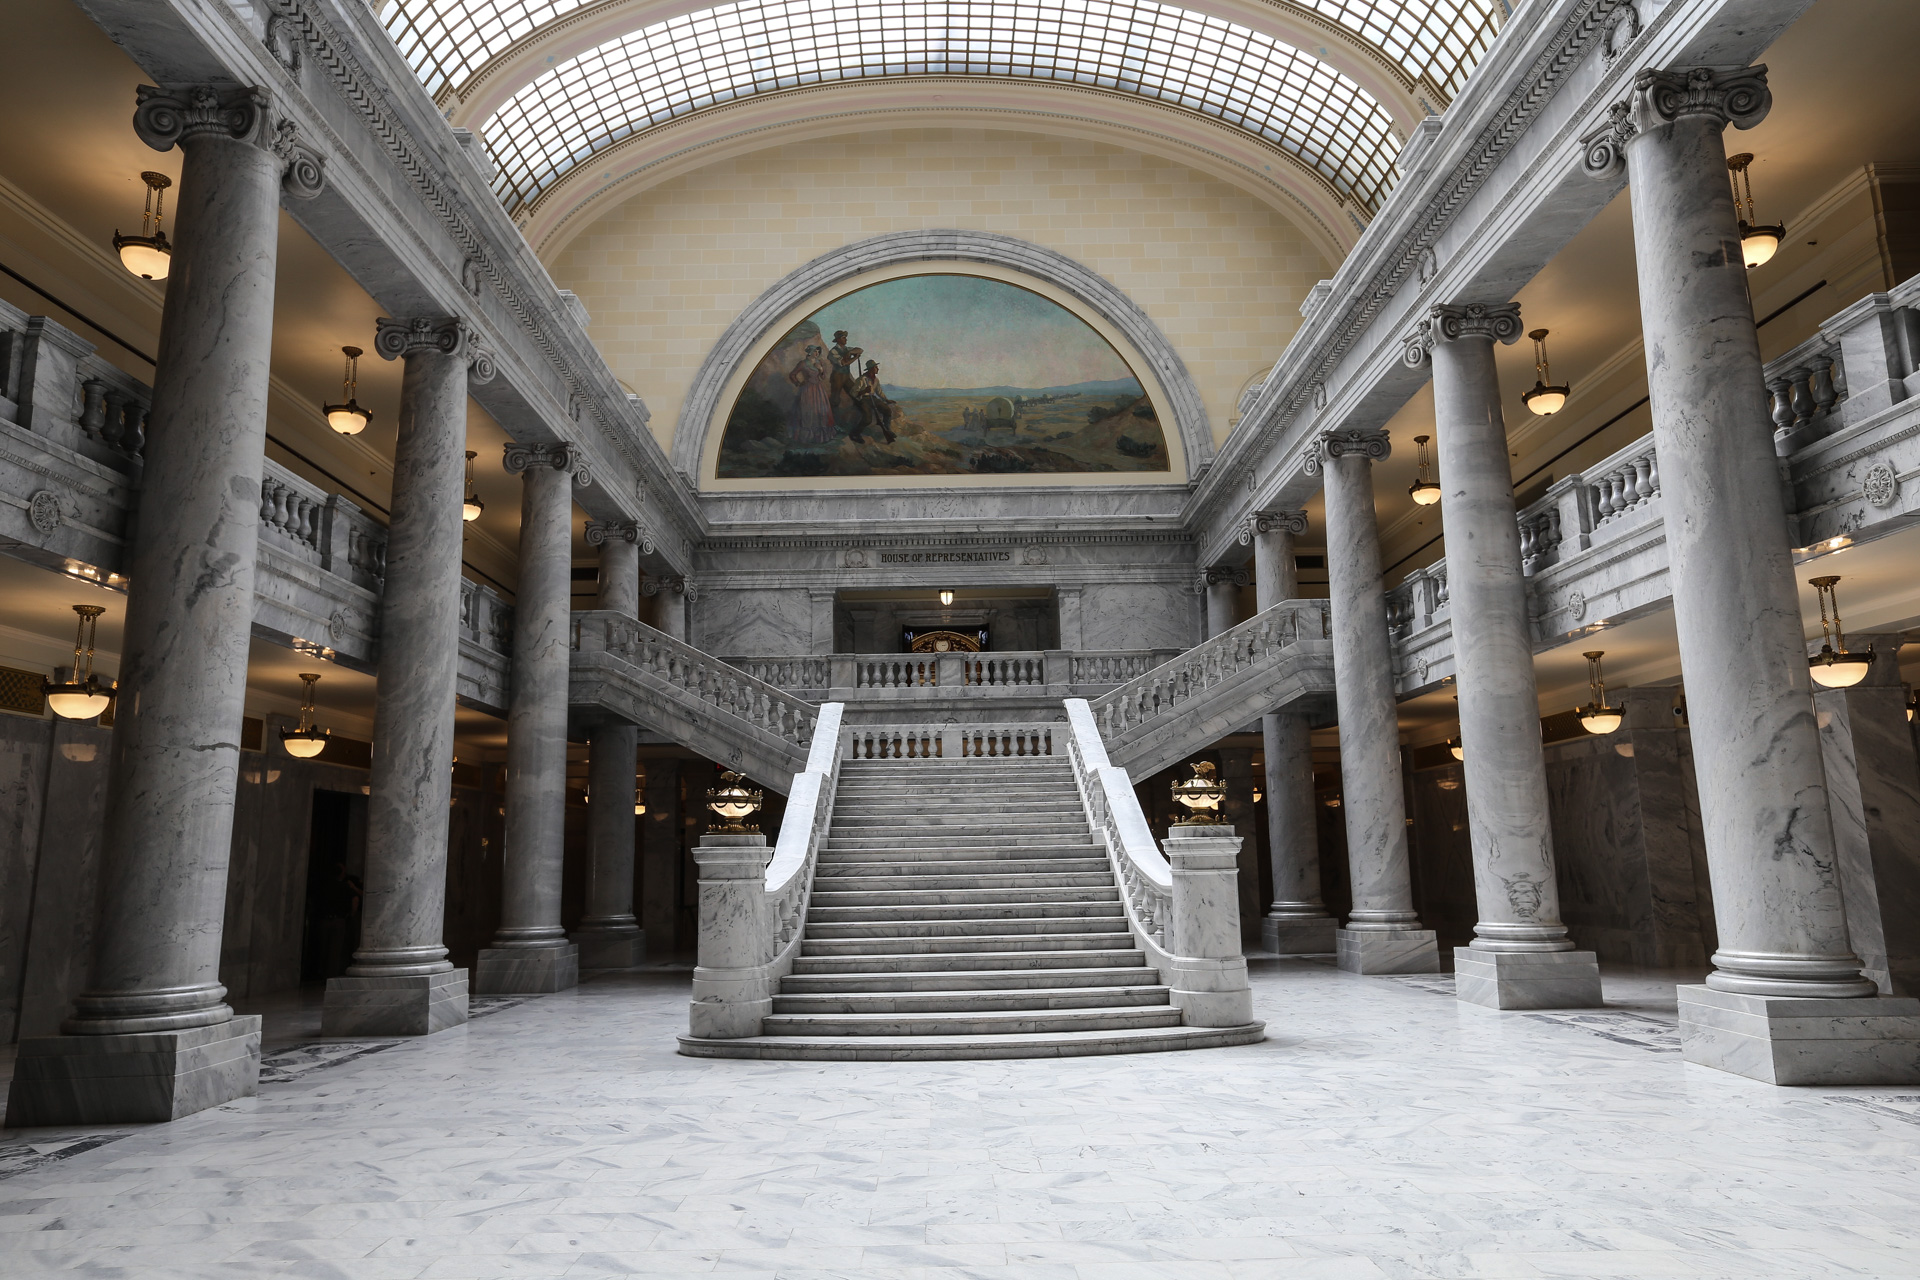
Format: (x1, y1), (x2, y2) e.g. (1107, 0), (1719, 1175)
(113, 172), (173, 280)
(1171, 761), (1226, 824)
(1408, 435), (1441, 506)
(323, 346), (372, 436)
(706, 770), (763, 833)
(1576, 650), (1623, 734)
(939, 589), (954, 607)
(462, 450), (485, 522)
(1727, 153), (1784, 269)
(280, 672), (331, 758)
(44, 604), (115, 720)
(1522, 330), (1569, 416)
(1808, 575), (1871, 688)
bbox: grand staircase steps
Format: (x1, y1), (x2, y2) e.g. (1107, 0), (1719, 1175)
(678, 756), (1264, 1060)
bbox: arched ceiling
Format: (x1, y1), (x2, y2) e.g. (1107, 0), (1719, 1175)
(375, 0), (1505, 250)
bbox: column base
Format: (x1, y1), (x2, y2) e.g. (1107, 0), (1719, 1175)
(474, 943), (579, 994)
(1263, 915), (1336, 955)
(321, 970), (469, 1037)
(1454, 948), (1602, 1010)
(1336, 928), (1440, 974)
(576, 929), (645, 972)
(4, 1015), (262, 1127)
(1677, 985), (1920, 1085)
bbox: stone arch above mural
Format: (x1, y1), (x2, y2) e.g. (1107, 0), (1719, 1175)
(671, 231), (1212, 486)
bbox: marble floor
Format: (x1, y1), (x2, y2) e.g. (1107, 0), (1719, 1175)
(3, 959), (1919, 1279)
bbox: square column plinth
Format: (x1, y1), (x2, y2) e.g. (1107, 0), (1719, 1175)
(1454, 949), (1603, 1010)
(475, 944), (579, 994)
(322, 970), (470, 1037)
(1336, 928), (1440, 974)
(577, 930), (645, 972)
(1263, 916), (1337, 956)
(5, 1015), (262, 1126)
(1677, 985), (1920, 1085)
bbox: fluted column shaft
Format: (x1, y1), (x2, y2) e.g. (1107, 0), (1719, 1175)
(1319, 438), (1419, 929)
(348, 321), (488, 981)
(72, 87), (318, 1035)
(494, 449), (581, 952)
(1422, 306), (1574, 953)
(1249, 513), (1327, 930)
(1611, 67), (1871, 997)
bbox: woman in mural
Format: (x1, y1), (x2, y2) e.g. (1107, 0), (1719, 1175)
(786, 343), (836, 446)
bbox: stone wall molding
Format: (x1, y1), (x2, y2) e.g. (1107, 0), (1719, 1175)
(667, 230), (1215, 482)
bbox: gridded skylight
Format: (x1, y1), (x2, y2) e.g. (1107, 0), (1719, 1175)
(1301, 0), (1503, 96)
(481, 0), (1405, 216)
(379, 0), (595, 98)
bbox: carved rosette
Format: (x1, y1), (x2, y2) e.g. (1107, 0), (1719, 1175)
(503, 441), (592, 487)
(1583, 66), (1771, 182)
(585, 519), (656, 554)
(133, 85), (325, 199)
(1427, 302), (1524, 347)
(1238, 509), (1308, 546)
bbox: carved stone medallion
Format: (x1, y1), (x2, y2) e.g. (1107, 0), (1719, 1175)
(28, 489), (63, 534)
(1862, 462), (1900, 509)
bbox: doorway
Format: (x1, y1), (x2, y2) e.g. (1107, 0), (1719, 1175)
(300, 789), (367, 982)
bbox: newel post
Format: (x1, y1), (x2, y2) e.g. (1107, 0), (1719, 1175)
(1161, 821), (1254, 1026)
(688, 833), (772, 1038)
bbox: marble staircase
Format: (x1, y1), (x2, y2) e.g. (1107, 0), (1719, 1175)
(677, 757), (1265, 1059)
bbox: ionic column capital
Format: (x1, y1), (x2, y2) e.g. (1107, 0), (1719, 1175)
(1239, 509), (1308, 545)
(133, 84), (325, 199)
(641, 574), (687, 599)
(1307, 429), (1391, 474)
(373, 316), (494, 383)
(504, 441), (592, 487)
(1204, 565), (1251, 588)
(585, 519), (654, 554)
(1580, 65), (1771, 180)
(1406, 304), (1524, 365)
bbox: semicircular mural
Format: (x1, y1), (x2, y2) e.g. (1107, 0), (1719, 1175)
(715, 273), (1170, 479)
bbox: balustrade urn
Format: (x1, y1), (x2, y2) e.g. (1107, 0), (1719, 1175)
(321, 317), (491, 1037)
(477, 443), (589, 995)
(1315, 429), (1438, 975)
(1409, 303), (1599, 1009)
(6, 84), (325, 1127)
(1587, 64), (1919, 1082)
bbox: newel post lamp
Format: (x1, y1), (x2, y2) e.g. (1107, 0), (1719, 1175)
(1170, 760), (1226, 824)
(43, 604), (115, 720)
(280, 672), (332, 758)
(1808, 575), (1872, 688)
(705, 770), (763, 833)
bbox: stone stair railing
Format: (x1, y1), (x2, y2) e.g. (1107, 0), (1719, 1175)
(688, 702), (845, 1039)
(843, 721), (1058, 760)
(718, 648), (1184, 702)
(1087, 599), (1334, 778)
(1063, 699), (1253, 1028)
(571, 610), (820, 793)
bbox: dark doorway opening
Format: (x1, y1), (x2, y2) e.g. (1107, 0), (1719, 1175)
(301, 789), (367, 982)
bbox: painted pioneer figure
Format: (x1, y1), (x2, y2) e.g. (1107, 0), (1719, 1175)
(826, 330), (864, 430)
(852, 359), (899, 443)
(786, 343), (835, 445)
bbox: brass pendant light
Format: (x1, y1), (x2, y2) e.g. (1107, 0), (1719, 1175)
(1727, 153), (1785, 270)
(113, 172), (173, 280)
(280, 672), (332, 758)
(462, 450), (485, 521)
(1408, 434), (1441, 506)
(1521, 329), (1570, 417)
(1576, 650), (1624, 735)
(1808, 575), (1871, 688)
(43, 604), (115, 720)
(323, 346), (372, 436)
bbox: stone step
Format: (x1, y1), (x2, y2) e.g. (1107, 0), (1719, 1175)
(808, 898), (1120, 924)
(800, 931), (1135, 956)
(809, 885), (1119, 906)
(805, 914), (1127, 940)
(825, 831), (1092, 850)
(831, 813), (1083, 830)
(839, 760), (1071, 772)
(790, 947), (1146, 974)
(780, 965), (1152, 993)
(771, 984), (1171, 1015)
(760, 1005), (1185, 1038)
(834, 781), (1072, 795)
(678, 1022), (1267, 1061)
(811, 869), (1115, 890)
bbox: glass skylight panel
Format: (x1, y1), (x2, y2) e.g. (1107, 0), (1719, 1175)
(479, 0), (1402, 219)
(1300, 0), (1503, 96)
(377, 0), (596, 97)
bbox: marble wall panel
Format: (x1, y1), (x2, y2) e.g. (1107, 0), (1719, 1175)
(696, 588), (814, 656)
(0, 717), (51, 1044)
(1080, 582), (1197, 650)
(1407, 763), (1478, 949)
(14, 720), (110, 1040)
(1543, 736), (1653, 963)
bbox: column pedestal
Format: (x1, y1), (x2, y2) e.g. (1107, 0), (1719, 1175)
(321, 972), (468, 1037)
(576, 931), (645, 971)
(1336, 928), (1440, 974)
(1265, 917), (1338, 955)
(5, 1016), (262, 1127)
(475, 945), (580, 994)
(1677, 986), (1920, 1085)
(1453, 948), (1602, 1010)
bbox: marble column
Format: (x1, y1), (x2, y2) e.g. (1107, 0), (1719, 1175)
(1203, 567), (1245, 639)
(1244, 510), (1334, 954)
(645, 574), (688, 641)
(322, 318), (492, 1036)
(575, 520), (647, 970)
(1589, 65), (1918, 1083)
(475, 444), (588, 994)
(1316, 430), (1438, 974)
(6, 85), (323, 1127)
(641, 760), (684, 952)
(1414, 303), (1600, 1010)
(1814, 639), (1920, 997)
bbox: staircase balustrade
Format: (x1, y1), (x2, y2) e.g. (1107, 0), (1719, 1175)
(844, 721), (1057, 760)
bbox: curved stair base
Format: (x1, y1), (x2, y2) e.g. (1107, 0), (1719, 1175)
(678, 1021), (1265, 1061)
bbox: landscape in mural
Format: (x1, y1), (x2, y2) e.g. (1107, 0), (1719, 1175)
(715, 274), (1170, 479)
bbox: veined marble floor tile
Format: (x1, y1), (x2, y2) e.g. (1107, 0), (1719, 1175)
(1, 964), (1918, 1278)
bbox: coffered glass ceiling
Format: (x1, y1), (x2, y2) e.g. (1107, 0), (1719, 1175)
(377, 0), (1505, 218)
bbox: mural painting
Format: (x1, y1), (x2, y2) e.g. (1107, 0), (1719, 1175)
(716, 273), (1170, 478)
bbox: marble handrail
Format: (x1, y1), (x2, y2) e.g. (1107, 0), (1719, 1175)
(761, 702), (844, 959)
(1063, 698), (1177, 979)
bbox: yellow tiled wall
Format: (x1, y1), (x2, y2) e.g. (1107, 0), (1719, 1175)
(549, 127), (1330, 466)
